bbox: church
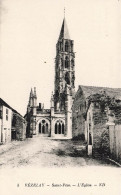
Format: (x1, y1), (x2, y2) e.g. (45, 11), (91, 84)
(25, 15), (121, 159)
(25, 15), (121, 162)
(25, 17), (75, 139)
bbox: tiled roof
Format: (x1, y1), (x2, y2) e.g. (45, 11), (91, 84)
(0, 98), (11, 109)
(0, 98), (23, 117)
(79, 85), (121, 100)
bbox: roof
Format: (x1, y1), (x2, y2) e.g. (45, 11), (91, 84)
(78, 85), (121, 100)
(58, 18), (70, 40)
(0, 98), (11, 109)
(0, 98), (24, 118)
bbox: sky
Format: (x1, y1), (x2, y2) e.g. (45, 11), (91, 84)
(0, 0), (121, 116)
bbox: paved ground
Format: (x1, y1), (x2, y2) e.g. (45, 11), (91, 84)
(0, 135), (116, 169)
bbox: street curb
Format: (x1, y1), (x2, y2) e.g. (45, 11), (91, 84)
(106, 158), (121, 167)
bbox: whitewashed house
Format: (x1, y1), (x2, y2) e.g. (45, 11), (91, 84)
(0, 98), (12, 144)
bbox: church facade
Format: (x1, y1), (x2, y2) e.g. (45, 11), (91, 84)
(25, 17), (75, 139)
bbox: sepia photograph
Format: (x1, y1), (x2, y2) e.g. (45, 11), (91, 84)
(0, 0), (121, 195)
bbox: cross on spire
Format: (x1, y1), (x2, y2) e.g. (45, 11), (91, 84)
(64, 7), (65, 18)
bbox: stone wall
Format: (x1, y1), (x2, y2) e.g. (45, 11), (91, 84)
(86, 99), (110, 158)
(86, 95), (121, 159)
(109, 124), (121, 164)
(108, 102), (121, 164)
(109, 101), (121, 125)
(93, 124), (109, 158)
(93, 104), (108, 149)
(12, 113), (26, 141)
(72, 87), (86, 139)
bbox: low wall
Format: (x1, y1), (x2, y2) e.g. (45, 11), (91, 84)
(109, 124), (121, 164)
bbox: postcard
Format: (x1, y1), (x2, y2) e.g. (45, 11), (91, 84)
(0, 0), (121, 195)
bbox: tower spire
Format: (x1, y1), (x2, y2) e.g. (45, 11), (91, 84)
(58, 18), (70, 40)
(28, 88), (33, 107)
(30, 88), (33, 97)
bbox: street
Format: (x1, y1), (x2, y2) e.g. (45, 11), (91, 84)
(0, 135), (116, 168)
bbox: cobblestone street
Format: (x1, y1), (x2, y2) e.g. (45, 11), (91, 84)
(0, 135), (116, 169)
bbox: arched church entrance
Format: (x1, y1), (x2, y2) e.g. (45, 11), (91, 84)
(37, 118), (50, 136)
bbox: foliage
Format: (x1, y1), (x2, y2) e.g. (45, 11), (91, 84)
(87, 92), (121, 113)
(72, 134), (85, 141)
(100, 129), (110, 157)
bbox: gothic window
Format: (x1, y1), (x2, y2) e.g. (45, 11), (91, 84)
(71, 59), (74, 68)
(65, 72), (70, 85)
(54, 120), (65, 134)
(72, 74), (75, 86)
(65, 56), (69, 68)
(61, 58), (63, 68)
(71, 41), (73, 52)
(65, 41), (69, 52)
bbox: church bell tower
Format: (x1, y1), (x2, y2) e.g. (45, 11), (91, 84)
(54, 17), (75, 111)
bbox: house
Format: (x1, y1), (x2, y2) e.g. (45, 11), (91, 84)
(0, 98), (26, 144)
(0, 98), (12, 144)
(72, 85), (121, 140)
